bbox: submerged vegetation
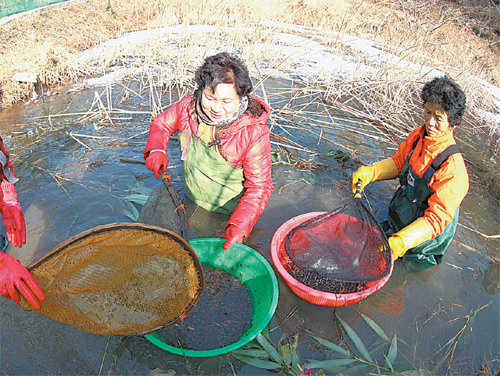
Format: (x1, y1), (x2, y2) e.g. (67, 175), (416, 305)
(232, 312), (403, 375)
(229, 304), (492, 375)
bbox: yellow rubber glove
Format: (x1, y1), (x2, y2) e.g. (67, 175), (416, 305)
(352, 165), (376, 193)
(352, 157), (399, 193)
(388, 236), (406, 260)
(389, 218), (434, 260)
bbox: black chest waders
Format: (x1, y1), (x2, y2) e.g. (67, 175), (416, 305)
(386, 138), (461, 266)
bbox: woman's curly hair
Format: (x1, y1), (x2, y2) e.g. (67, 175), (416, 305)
(421, 76), (466, 126)
(194, 52), (253, 99)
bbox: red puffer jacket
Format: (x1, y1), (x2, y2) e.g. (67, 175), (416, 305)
(144, 94), (274, 238)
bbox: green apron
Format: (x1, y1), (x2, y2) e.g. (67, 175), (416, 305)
(385, 139), (461, 266)
(179, 130), (244, 214)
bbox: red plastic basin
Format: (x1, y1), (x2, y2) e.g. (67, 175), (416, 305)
(271, 212), (394, 307)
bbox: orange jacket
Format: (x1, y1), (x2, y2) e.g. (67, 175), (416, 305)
(391, 125), (469, 238)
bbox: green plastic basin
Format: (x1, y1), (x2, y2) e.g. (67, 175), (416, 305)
(144, 238), (279, 357)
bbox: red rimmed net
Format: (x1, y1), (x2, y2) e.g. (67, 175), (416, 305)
(284, 195), (392, 293)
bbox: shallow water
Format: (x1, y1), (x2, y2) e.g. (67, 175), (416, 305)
(0, 77), (498, 375)
(160, 265), (253, 351)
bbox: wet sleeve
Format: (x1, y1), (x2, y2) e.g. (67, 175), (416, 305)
(423, 155), (469, 237)
(227, 126), (274, 237)
(143, 100), (185, 159)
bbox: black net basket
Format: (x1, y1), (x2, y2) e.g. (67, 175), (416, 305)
(284, 194), (392, 293)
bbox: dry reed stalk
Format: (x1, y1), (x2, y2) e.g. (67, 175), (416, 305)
(116, 81), (145, 101)
(127, 130), (149, 140)
(275, 106), (393, 143)
(106, 85), (113, 114)
(69, 133), (92, 151)
(265, 85), (326, 99)
(302, 127), (338, 148)
(94, 91), (114, 126)
(271, 131), (318, 155)
(112, 109), (150, 115)
(33, 109), (150, 120)
(427, 302), (491, 374)
(106, 142), (146, 146)
(70, 133), (112, 140)
(17, 159), (73, 198)
(33, 112), (91, 119)
(457, 223), (500, 240)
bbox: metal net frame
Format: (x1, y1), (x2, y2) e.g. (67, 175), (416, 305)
(22, 223), (204, 336)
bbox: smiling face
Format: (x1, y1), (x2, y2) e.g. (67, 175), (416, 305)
(200, 83), (240, 123)
(423, 102), (452, 137)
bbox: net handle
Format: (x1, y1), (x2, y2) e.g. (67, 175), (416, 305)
(354, 179), (362, 199)
(161, 172), (189, 240)
(118, 158), (190, 240)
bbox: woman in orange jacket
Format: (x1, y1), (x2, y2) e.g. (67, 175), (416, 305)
(144, 52), (273, 250)
(352, 76), (469, 266)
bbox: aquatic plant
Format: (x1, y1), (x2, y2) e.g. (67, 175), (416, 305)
(232, 330), (307, 376)
(231, 312), (412, 375)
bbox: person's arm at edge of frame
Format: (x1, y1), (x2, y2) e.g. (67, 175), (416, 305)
(0, 149), (45, 310)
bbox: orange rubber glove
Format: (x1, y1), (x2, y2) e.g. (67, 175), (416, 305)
(0, 252), (45, 310)
(145, 150), (169, 178)
(352, 157), (399, 193)
(388, 218), (434, 260)
(222, 225), (245, 250)
(0, 181), (26, 248)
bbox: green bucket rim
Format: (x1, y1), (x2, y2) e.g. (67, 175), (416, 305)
(144, 238), (279, 357)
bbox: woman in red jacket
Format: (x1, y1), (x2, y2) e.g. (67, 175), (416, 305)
(144, 52), (273, 250)
(0, 137), (45, 309)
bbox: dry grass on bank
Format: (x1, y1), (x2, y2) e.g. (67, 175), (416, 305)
(0, 0), (498, 133)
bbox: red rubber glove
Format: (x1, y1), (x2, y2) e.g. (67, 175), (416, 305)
(222, 225), (245, 250)
(145, 150), (169, 178)
(0, 252), (45, 310)
(0, 181), (26, 248)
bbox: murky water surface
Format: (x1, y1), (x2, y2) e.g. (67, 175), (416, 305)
(0, 78), (498, 375)
(160, 265), (253, 351)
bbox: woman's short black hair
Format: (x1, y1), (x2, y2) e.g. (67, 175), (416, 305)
(421, 76), (466, 126)
(194, 52), (253, 98)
